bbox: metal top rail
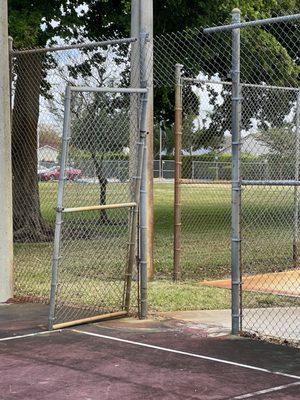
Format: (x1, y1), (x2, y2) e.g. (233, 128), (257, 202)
(182, 77), (300, 92)
(182, 78), (231, 86)
(69, 86), (147, 94)
(11, 37), (137, 55)
(204, 13), (300, 34)
(192, 160), (268, 164)
(242, 180), (300, 186)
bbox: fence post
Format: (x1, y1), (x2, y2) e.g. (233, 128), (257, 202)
(139, 33), (149, 319)
(130, 0), (140, 194)
(293, 91), (300, 267)
(173, 63), (183, 281)
(231, 8), (242, 335)
(140, 0), (154, 280)
(124, 89), (148, 313)
(0, 1), (13, 302)
(159, 121), (163, 179)
(48, 86), (72, 329)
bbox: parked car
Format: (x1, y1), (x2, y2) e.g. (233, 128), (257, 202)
(65, 166), (82, 181)
(37, 166), (50, 181)
(39, 166), (82, 181)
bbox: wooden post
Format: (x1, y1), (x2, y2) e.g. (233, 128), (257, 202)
(173, 64), (183, 281)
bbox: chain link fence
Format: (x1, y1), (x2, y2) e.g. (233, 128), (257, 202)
(240, 84), (300, 345)
(9, 10), (300, 344)
(48, 88), (146, 328)
(153, 160), (174, 179)
(11, 37), (141, 303)
(174, 78), (232, 280)
(172, 15), (299, 345)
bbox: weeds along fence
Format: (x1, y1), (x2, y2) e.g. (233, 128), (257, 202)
(9, 10), (300, 344)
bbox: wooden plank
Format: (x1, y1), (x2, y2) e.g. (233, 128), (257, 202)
(52, 311), (128, 330)
(62, 202), (137, 213)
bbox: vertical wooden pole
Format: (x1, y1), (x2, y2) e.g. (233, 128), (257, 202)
(173, 64), (183, 281)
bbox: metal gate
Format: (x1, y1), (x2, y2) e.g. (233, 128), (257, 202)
(173, 11), (300, 345)
(203, 11), (300, 343)
(48, 86), (148, 329)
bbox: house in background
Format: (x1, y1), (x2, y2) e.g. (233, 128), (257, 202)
(38, 145), (59, 163)
(218, 133), (269, 157)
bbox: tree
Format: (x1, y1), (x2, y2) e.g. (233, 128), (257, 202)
(258, 124), (296, 155)
(71, 92), (129, 223)
(8, 0), (299, 240)
(9, 1), (86, 241)
(151, 0), (299, 151)
(257, 122), (298, 179)
(8, 0), (131, 241)
(38, 125), (60, 149)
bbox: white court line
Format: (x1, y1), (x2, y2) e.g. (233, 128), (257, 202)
(72, 329), (300, 381)
(0, 330), (61, 342)
(232, 381), (300, 399)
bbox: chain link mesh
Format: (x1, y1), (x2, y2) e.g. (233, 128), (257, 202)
(179, 79), (232, 280)
(11, 37), (140, 304)
(51, 90), (141, 325)
(240, 85), (300, 345)
(9, 11), (300, 344)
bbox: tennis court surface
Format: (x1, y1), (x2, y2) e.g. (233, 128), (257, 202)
(0, 304), (299, 400)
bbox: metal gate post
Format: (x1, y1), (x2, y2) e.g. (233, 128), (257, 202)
(231, 9), (242, 335)
(48, 85), (71, 330)
(124, 89), (148, 312)
(173, 64), (183, 281)
(293, 92), (300, 267)
(139, 32), (149, 319)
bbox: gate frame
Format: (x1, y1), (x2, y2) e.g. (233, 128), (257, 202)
(173, 10), (300, 336)
(48, 85), (148, 330)
(204, 9), (300, 335)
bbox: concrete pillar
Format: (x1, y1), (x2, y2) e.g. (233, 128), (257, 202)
(0, 0), (13, 302)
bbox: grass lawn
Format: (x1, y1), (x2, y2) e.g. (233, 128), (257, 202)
(13, 180), (299, 313)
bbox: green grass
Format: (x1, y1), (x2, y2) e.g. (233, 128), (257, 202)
(13, 181), (299, 313)
(148, 281), (295, 312)
(154, 182), (296, 279)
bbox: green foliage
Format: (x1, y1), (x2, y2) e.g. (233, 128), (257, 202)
(9, 0), (300, 157)
(8, 0), (82, 48)
(38, 124), (60, 148)
(151, 1), (299, 154)
(258, 123), (296, 155)
(71, 95), (129, 156)
(257, 123), (299, 179)
(70, 149), (129, 162)
(154, 123), (175, 157)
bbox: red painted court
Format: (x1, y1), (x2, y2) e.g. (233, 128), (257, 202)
(0, 304), (299, 400)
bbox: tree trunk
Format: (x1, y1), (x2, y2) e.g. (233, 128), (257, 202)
(91, 152), (109, 223)
(12, 53), (52, 242)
